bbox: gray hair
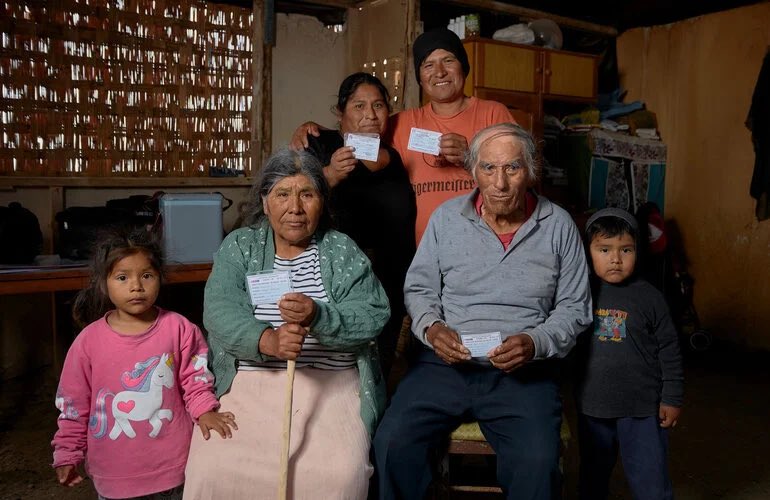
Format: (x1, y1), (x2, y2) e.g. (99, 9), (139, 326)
(464, 122), (539, 182)
(243, 148), (332, 228)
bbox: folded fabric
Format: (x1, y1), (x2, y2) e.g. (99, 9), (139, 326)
(600, 101), (645, 120)
(636, 128), (660, 140)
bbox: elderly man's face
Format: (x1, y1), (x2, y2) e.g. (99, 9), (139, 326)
(474, 135), (530, 217)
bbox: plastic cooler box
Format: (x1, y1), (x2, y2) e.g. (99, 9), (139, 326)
(159, 193), (224, 263)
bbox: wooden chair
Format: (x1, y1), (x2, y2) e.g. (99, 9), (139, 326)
(392, 317), (572, 497)
(437, 418), (572, 498)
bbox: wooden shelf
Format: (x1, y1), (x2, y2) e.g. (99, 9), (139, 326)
(0, 176), (253, 188)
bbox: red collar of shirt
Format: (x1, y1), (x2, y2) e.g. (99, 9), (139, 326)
(474, 191), (537, 250)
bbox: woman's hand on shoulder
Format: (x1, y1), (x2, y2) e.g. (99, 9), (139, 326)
(278, 292), (317, 327)
(258, 324), (308, 360)
(55, 464), (83, 487)
(198, 410), (238, 440)
(325, 146), (357, 187)
(290, 121), (322, 150)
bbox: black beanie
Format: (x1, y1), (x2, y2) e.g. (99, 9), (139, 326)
(413, 28), (470, 84)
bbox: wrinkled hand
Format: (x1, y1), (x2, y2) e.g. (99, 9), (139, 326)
(324, 146), (357, 187)
(659, 404), (681, 428)
(55, 464), (83, 487)
(487, 333), (535, 372)
(426, 322), (471, 365)
(438, 132), (468, 166)
(278, 292), (317, 326)
(290, 121), (321, 150)
(259, 323), (308, 360)
(198, 410), (238, 440)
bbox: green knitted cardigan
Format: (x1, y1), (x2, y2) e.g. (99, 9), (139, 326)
(203, 219), (390, 435)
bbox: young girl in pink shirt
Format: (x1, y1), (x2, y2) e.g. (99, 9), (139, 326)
(52, 229), (237, 500)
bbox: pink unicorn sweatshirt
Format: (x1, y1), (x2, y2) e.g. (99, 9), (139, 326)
(52, 308), (219, 498)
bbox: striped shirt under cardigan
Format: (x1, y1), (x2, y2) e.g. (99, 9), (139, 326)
(238, 240), (356, 370)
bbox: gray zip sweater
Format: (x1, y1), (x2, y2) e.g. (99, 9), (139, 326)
(405, 190), (592, 359)
(203, 219), (390, 435)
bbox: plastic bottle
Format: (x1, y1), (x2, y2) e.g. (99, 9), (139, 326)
(465, 13), (480, 38)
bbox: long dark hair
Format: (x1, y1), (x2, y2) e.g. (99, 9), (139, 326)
(72, 228), (164, 328)
(335, 72), (392, 114)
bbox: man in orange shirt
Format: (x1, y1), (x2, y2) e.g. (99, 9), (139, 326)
(293, 28), (514, 243)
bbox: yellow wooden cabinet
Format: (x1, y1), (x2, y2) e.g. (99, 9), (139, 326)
(462, 38), (598, 138)
(544, 51), (597, 98)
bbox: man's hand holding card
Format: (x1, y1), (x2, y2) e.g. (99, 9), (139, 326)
(487, 333), (536, 372)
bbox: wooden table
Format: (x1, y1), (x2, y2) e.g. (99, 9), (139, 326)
(0, 263), (212, 295)
(0, 263), (212, 370)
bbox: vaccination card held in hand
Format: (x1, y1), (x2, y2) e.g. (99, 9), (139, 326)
(344, 132), (380, 162)
(246, 270), (293, 306)
(407, 127), (441, 156)
(460, 331), (502, 359)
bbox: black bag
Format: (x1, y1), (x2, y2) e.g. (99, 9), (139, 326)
(105, 193), (162, 225)
(56, 193), (162, 260)
(0, 202), (43, 264)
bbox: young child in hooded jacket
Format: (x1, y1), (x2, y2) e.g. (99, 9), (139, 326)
(576, 208), (684, 500)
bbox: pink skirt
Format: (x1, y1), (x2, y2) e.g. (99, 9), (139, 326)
(183, 368), (372, 500)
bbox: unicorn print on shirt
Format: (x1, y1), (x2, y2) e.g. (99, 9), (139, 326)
(55, 390), (79, 421)
(89, 353), (175, 440)
(192, 353), (214, 384)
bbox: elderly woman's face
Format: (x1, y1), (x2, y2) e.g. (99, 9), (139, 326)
(339, 83), (389, 135)
(262, 174), (323, 255)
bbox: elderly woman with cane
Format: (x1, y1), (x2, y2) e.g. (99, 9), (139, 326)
(183, 149), (390, 499)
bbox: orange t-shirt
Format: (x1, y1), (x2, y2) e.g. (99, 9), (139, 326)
(388, 97), (514, 243)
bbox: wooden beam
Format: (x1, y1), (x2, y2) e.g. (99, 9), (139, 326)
(440, 0), (618, 37)
(295, 0), (357, 9)
(252, 0), (272, 169)
(0, 177), (253, 188)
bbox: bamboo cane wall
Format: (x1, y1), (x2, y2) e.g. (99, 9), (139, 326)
(0, 0), (253, 177)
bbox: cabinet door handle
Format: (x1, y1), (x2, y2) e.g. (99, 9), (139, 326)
(545, 69), (552, 76)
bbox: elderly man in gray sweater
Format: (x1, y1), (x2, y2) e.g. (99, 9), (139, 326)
(373, 122), (592, 500)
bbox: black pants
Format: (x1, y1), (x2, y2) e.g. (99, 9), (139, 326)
(373, 348), (563, 500)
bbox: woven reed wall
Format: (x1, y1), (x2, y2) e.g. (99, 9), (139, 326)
(0, 0), (253, 177)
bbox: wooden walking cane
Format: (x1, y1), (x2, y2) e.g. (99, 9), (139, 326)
(278, 359), (296, 500)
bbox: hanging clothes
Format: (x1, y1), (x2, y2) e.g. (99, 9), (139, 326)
(746, 48), (770, 221)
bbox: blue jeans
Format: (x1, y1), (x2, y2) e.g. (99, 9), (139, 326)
(373, 348), (562, 500)
(578, 414), (673, 500)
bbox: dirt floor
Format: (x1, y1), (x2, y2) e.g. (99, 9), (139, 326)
(2, 340), (770, 500)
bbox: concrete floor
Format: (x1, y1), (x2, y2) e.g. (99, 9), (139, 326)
(2, 340), (769, 500)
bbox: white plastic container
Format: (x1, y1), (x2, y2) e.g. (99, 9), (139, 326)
(159, 193), (224, 263)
